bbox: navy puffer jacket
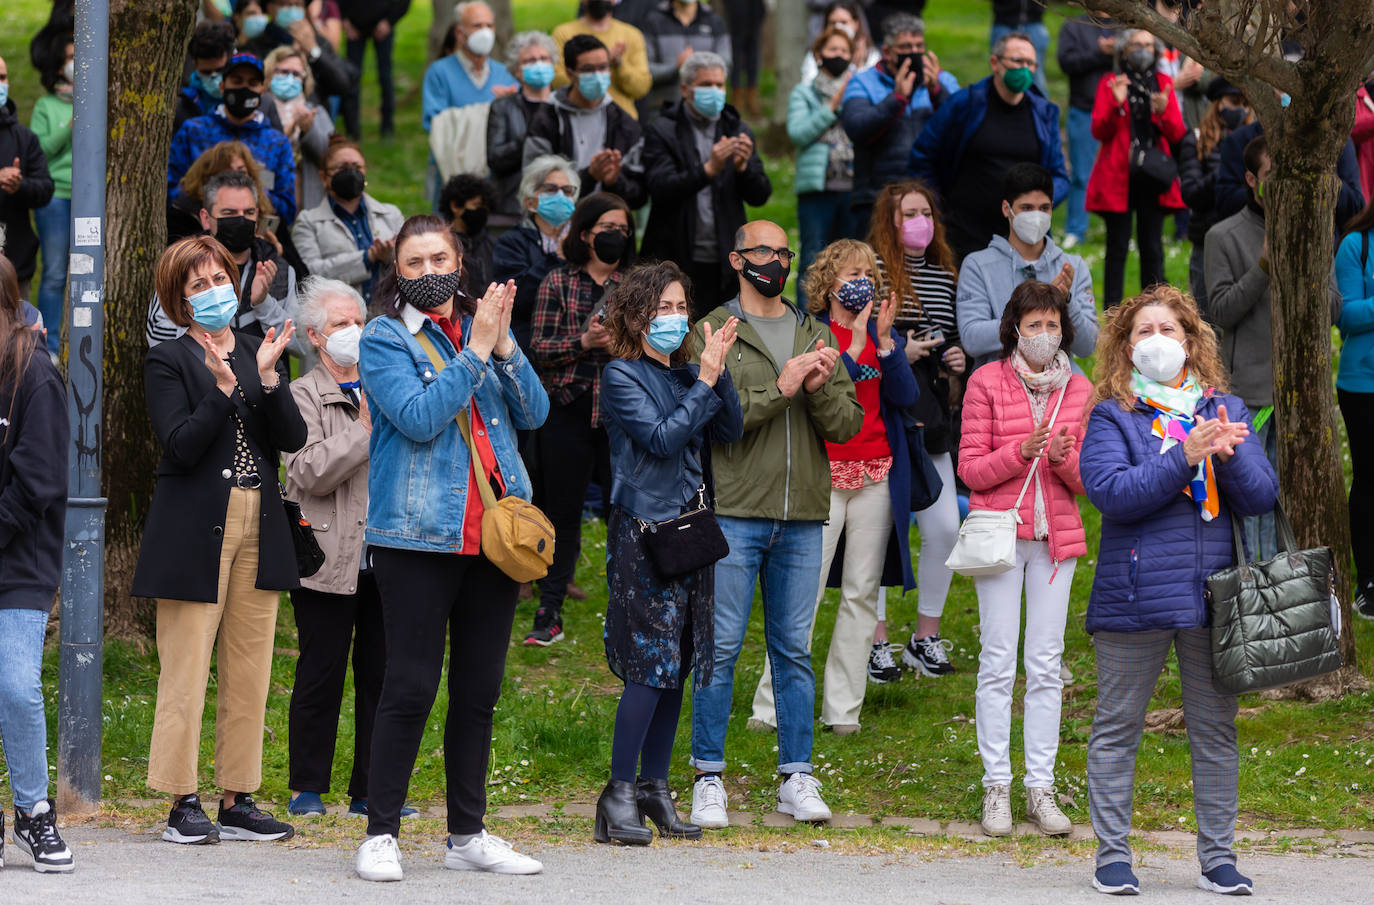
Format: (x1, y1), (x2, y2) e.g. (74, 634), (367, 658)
(1079, 392), (1278, 634)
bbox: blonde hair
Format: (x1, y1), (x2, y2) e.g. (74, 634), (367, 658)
(804, 239), (879, 314)
(179, 141), (276, 217)
(1092, 284), (1230, 410)
(263, 46), (316, 101)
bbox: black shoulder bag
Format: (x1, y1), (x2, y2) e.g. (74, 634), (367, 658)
(280, 482), (326, 578)
(636, 444), (729, 579)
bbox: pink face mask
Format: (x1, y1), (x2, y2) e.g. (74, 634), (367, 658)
(900, 214), (935, 252)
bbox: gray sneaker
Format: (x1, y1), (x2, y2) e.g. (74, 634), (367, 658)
(980, 784), (1013, 837)
(1026, 786), (1073, 836)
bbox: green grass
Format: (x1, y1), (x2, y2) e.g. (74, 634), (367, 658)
(2, 0), (1371, 838)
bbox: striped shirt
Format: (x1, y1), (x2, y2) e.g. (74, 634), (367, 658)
(878, 253), (960, 347)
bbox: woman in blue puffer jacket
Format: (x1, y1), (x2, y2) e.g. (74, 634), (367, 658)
(1078, 285), (1277, 897)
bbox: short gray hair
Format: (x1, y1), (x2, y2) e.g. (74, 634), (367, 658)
(507, 30), (556, 70)
(518, 154), (580, 206)
(991, 30), (1035, 59)
(293, 276), (366, 335)
(881, 13), (924, 48)
(453, 1), (489, 24)
(679, 50), (728, 86)
(202, 169), (258, 212)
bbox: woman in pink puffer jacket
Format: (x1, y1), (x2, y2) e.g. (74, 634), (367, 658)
(957, 281), (1093, 841)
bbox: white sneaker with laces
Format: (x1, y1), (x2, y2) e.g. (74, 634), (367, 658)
(690, 774), (729, 828)
(778, 772), (832, 822)
(1026, 786), (1073, 835)
(981, 784), (1013, 837)
(356, 833), (403, 882)
(444, 830), (542, 874)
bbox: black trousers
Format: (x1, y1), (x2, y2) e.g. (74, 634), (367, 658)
(1339, 389), (1374, 592)
(1101, 182), (1167, 306)
(342, 29), (396, 138)
(684, 259), (731, 322)
(366, 546), (518, 837)
(287, 573), (385, 799)
(534, 393), (610, 614)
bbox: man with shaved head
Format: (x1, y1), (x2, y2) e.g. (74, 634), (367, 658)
(687, 219), (863, 830)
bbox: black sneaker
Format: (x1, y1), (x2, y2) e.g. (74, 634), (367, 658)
(524, 606), (564, 646)
(217, 794), (294, 841)
(14, 799), (75, 873)
(1356, 587), (1374, 620)
(866, 642), (902, 684)
(162, 794), (220, 845)
(902, 633), (956, 677)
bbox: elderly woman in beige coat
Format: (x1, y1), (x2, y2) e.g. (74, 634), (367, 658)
(282, 276), (405, 819)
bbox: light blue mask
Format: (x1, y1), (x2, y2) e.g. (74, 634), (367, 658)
(0, 83), (10, 109)
(578, 70), (612, 101)
(645, 314), (689, 355)
(191, 70), (223, 100)
(188, 283), (240, 331)
(275, 6), (306, 28)
(521, 61), (555, 88)
(270, 73), (303, 100)
(242, 13), (269, 38)
(692, 86), (726, 119)
(536, 191), (576, 226)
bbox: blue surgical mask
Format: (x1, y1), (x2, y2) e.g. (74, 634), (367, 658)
(578, 70), (612, 102)
(536, 191), (576, 227)
(645, 313), (689, 355)
(275, 5), (306, 28)
(270, 72), (303, 101)
(188, 283), (240, 331)
(242, 13), (269, 38)
(521, 61), (555, 88)
(692, 86), (726, 119)
(191, 70), (224, 100)
(0, 83), (9, 109)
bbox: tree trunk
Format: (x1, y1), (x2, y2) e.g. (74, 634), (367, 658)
(429, 0), (455, 63)
(103, 0), (199, 636)
(491, 0), (514, 58)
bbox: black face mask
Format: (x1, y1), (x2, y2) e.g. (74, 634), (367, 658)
(214, 215), (257, 253)
(398, 270), (463, 311)
(331, 166), (366, 201)
(592, 229), (628, 264)
(1219, 106), (1247, 131)
(737, 258), (789, 299)
(819, 55), (850, 78)
(222, 85), (261, 119)
(586, 0), (613, 19)
(459, 206), (489, 235)
(893, 51), (922, 77)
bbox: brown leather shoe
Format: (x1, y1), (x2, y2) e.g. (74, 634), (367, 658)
(565, 583), (587, 600)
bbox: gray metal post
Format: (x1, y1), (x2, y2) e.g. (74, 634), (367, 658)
(58, 0), (109, 812)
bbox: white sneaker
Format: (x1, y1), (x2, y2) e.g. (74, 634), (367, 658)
(690, 774), (729, 828)
(1026, 786), (1073, 836)
(355, 834), (403, 882)
(444, 831), (543, 874)
(981, 784), (1013, 836)
(777, 772), (831, 822)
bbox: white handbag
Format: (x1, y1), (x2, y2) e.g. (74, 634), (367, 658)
(945, 383), (1066, 578)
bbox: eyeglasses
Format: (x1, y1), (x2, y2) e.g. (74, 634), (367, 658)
(734, 245), (795, 265)
(999, 55), (1038, 69)
(537, 183), (577, 197)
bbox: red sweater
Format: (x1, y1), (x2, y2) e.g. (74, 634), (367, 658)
(825, 322), (891, 462)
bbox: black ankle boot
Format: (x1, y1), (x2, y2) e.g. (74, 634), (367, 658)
(636, 777), (702, 839)
(594, 779), (653, 845)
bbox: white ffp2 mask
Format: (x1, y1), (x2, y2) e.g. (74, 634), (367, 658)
(1132, 333), (1187, 383)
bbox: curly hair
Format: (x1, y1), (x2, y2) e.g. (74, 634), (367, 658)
(804, 238), (879, 314)
(866, 180), (956, 317)
(438, 173), (499, 221)
(1092, 284), (1230, 410)
(602, 261), (696, 365)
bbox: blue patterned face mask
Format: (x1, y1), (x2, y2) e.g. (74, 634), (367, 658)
(832, 276), (875, 313)
(645, 314), (689, 355)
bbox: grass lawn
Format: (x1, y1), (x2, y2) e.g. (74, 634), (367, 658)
(1, 0), (1371, 837)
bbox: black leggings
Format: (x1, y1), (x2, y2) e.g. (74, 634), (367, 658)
(1101, 181), (1167, 306)
(1339, 389), (1374, 592)
(610, 682), (685, 783)
(535, 393), (610, 615)
(366, 547), (518, 837)
(729, 0), (765, 88)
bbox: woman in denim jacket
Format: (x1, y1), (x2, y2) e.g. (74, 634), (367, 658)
(353, 215), (549, 882)
(593, 262), (742, 845)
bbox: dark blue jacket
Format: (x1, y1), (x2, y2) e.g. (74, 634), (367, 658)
(492, 219), (561, 353)
(1214, 122), (1365, 227)
(908, 76), (1069, 207)
(821, 316), (920, 593)
(1079, 392), (1278, 634)
(601, 356), (743, 523)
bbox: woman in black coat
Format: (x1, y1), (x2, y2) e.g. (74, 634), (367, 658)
(133, 235), (306, 848)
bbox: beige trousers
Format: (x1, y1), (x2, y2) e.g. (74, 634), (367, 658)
(147, 488), (280, 795)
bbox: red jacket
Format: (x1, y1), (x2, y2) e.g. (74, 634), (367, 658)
(1086, 71), (1187, 214)
(958, 360), (1093, 563)
(1352, 85), (1374, 202)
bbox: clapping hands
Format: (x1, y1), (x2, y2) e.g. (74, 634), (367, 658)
(469, 280), (518, 361)
(697, 317), (739, 387)
(1182, 405), (1249, 465)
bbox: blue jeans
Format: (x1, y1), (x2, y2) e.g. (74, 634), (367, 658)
(691, 516), (821, 775)
(1242, 416), (1279, 561)
(0, 609), (52, 810)
(33, 196), (70, 356)
(1065, 106), (1098, 241)
(797, 191), (854, 309)
(990, 22), (1051, 96)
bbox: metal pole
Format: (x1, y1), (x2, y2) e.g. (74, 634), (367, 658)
(58, 0), (109, 813)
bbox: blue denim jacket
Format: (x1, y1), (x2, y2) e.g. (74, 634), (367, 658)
(359, 304), (549, 553)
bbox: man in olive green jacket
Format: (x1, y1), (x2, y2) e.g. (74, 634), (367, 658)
(688, 220), (862, 830)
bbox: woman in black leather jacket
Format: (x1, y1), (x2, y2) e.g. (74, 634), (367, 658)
(593, 261), (742, 846)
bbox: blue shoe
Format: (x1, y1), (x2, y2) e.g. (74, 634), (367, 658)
(1198, 864), (1253, 895)
(1093, 862), (1140, 895)
(349, 799), (418, 818)
(287, 792), (326, 817)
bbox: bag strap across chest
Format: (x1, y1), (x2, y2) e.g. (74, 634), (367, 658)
(413, 327), (500, 510)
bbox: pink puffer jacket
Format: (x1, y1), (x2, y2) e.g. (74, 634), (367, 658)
(958, 360), (1093, 563)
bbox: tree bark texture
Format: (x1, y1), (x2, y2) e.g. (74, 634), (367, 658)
(103, 0), (200, 635)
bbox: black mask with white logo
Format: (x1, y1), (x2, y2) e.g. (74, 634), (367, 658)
(738, 258), (789, 299)
(222, 85), (261, 119)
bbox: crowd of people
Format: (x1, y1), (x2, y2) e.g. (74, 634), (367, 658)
(0, 0), (1366, 898)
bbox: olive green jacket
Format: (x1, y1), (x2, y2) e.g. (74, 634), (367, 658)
(694, 297), (863, 521)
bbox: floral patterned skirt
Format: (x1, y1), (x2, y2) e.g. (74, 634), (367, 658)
(603, 507), (715, 690)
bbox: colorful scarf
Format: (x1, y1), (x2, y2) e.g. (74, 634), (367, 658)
(1131, 369), (1219, 521)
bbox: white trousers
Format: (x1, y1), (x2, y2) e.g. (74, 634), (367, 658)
(911, 451), (960, 619)
(972, 538), (1076, 789)
(752, 477), (891, 727)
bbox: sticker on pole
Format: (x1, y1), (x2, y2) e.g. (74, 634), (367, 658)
(70, 253), (94, 274)
(73, 307), (92, 328)
(74, 217), (102, 247)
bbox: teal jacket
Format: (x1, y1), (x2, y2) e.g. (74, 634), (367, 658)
(1335, 230), (1374, 394)
(787, 80), (840, 196)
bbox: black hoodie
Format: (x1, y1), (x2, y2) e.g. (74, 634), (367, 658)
(0, 100), (55, 284)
